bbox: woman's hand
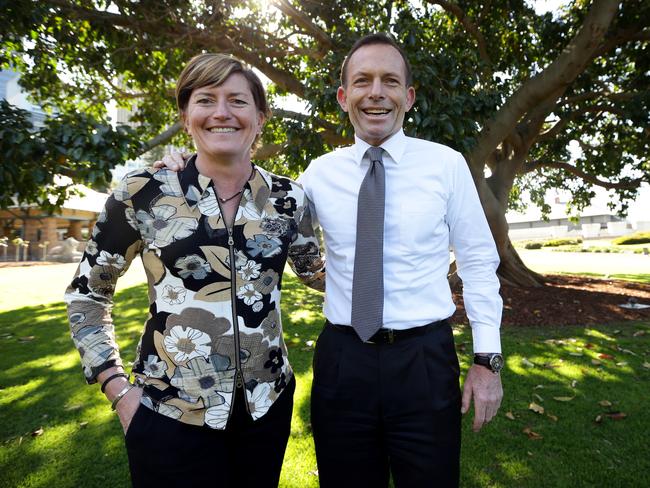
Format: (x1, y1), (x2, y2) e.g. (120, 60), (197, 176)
(152, 150), (189, 172)
(115, 386), (144, 434)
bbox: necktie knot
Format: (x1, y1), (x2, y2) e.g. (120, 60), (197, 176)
(367, 146), (384, 164)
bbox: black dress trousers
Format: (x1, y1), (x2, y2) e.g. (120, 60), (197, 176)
(311, 321), (461, 488)
(124, 376), (295, 488)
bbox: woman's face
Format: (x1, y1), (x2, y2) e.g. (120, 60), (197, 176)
(183, 73), (264, 164)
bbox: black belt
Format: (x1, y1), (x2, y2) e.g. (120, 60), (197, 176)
(326, 320), (445, 344)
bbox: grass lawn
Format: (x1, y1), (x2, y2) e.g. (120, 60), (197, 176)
(1, 274), (649, 487)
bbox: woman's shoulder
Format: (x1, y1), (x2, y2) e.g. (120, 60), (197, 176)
(111, 167), (162, 203)
(256, 166), (304, 194)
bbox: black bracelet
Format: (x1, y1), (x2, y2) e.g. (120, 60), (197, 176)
(100, 373), (130, 393)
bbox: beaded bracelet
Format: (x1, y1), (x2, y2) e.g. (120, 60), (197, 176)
(111, 384), (134, 411)
(100, 372), (130, 393)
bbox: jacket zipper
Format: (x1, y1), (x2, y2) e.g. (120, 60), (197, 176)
(216, 197), (250, 417)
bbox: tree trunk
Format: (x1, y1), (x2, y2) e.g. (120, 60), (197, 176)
(471, 165), (546, 288)
(496, 236), (546, 287)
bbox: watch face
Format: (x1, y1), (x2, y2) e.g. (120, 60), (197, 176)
(490, 354), (504, 372)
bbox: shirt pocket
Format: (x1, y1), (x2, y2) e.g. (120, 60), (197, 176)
(398, 198), (448, 254)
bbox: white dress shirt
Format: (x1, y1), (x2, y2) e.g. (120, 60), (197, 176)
(299, 129), (502, 353)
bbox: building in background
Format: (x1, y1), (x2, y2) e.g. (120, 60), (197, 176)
(507, 185), (650, 241)
(0, 69), (107, 262)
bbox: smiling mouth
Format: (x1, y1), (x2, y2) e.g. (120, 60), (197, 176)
(208, 127), (237, 133)
(362, 108), (391, 116)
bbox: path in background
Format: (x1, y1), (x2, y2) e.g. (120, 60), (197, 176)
(518, 249), (650, 275)
(0, 260), (147, 311)
(0, 251), (648, 311)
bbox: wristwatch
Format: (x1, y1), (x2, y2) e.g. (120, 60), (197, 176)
(474, 353), (504, 374)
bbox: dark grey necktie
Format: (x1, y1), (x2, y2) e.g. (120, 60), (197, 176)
(351, 146), (385, 342)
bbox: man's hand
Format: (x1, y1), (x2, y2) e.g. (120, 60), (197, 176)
(115, 385), (144, 434)
(152, 150), (189, 172)
(461, 364), (503, 432)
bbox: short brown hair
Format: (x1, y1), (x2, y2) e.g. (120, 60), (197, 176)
(340, 33), (413, 87)
(176, 53), (270, 118)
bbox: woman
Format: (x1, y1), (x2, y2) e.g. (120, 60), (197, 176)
(65, 53), (324, 487)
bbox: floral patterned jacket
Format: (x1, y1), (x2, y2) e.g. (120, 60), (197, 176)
(64, 158), (324, 429)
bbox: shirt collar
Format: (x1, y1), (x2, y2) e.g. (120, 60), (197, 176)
(353, 129), (407, 166)
(179, 155), (271, 213)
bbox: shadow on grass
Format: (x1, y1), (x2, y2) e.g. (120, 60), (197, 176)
(1, 275), (648, 488)
(0, 286), (148, 488)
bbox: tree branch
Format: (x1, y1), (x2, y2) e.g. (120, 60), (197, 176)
(271, 0), (334, 51)
(426, 0), (492, 77)
(524, 160), (648, 190)
(141, 121), (183, 153)
(467, 0), (619, 171)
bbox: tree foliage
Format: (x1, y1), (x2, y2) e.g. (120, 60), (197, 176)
(0, 100), (139, 211)
(1, 0), (648, 284)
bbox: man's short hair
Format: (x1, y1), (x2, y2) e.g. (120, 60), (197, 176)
(340, 33), (413, 87)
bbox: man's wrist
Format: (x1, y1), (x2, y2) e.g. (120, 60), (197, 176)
(473, 353), (504, 373)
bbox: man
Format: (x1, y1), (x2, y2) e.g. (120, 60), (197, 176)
(298, 34), (503, 488)
(160, 33), (503, 488)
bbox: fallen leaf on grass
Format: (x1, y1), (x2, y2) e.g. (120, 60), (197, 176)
(598, 400), (612, 408)
(598, 353), (615, 360)
(78, 422), (88, 428)
(546, 414), (558, 422)
(31, 427), (43, 437)
(642, 362), (650, 370)
(308, 470), (319, 477)
(529, 402), (544, 414)
(523, 427), (543, 439)
(585, 343), (595, 349)
(569, 352), (584, 357)
(632, 330), (646, 337)
(591, 359), (602, 366)
(605, 412), (627, 420)
(505, 411), (516, 420)
(553, 396), (575, 402)
(521, 358), (535, 368)
(65, 404), (84, 411)
(18, 336), (35, 342)
(616, 346), (638, 356)
(533, 393), (544, 403)
(594, 415), (603, 424)
(533, 384), (545, 390)
(615, 362), (628, 367)
(570, 380), (578, 388)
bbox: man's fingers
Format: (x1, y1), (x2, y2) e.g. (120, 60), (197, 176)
(461, 383), (472, 414)
(473, 398), (487, 432)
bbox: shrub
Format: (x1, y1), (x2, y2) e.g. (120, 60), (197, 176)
(612, 232), (650, 245)
(542, 238), (583, 247)
(524, 241), (543, 249)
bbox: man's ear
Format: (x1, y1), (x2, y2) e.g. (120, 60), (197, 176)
(405, 86), (416, 112)
(337, 86), (349, 112)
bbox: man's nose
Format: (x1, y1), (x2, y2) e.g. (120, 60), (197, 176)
(368, 78), (384, 99)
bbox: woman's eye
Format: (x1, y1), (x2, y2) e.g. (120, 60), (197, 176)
(232, 98), (247, 105)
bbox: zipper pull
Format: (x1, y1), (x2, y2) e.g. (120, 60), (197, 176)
(228, 236), (234, 246)
(236, 371), (244, 389)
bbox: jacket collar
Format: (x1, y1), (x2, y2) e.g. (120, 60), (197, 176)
(179, 155), (271, 214)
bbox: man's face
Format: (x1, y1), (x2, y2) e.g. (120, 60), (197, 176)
(337, 43), (415, 146)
